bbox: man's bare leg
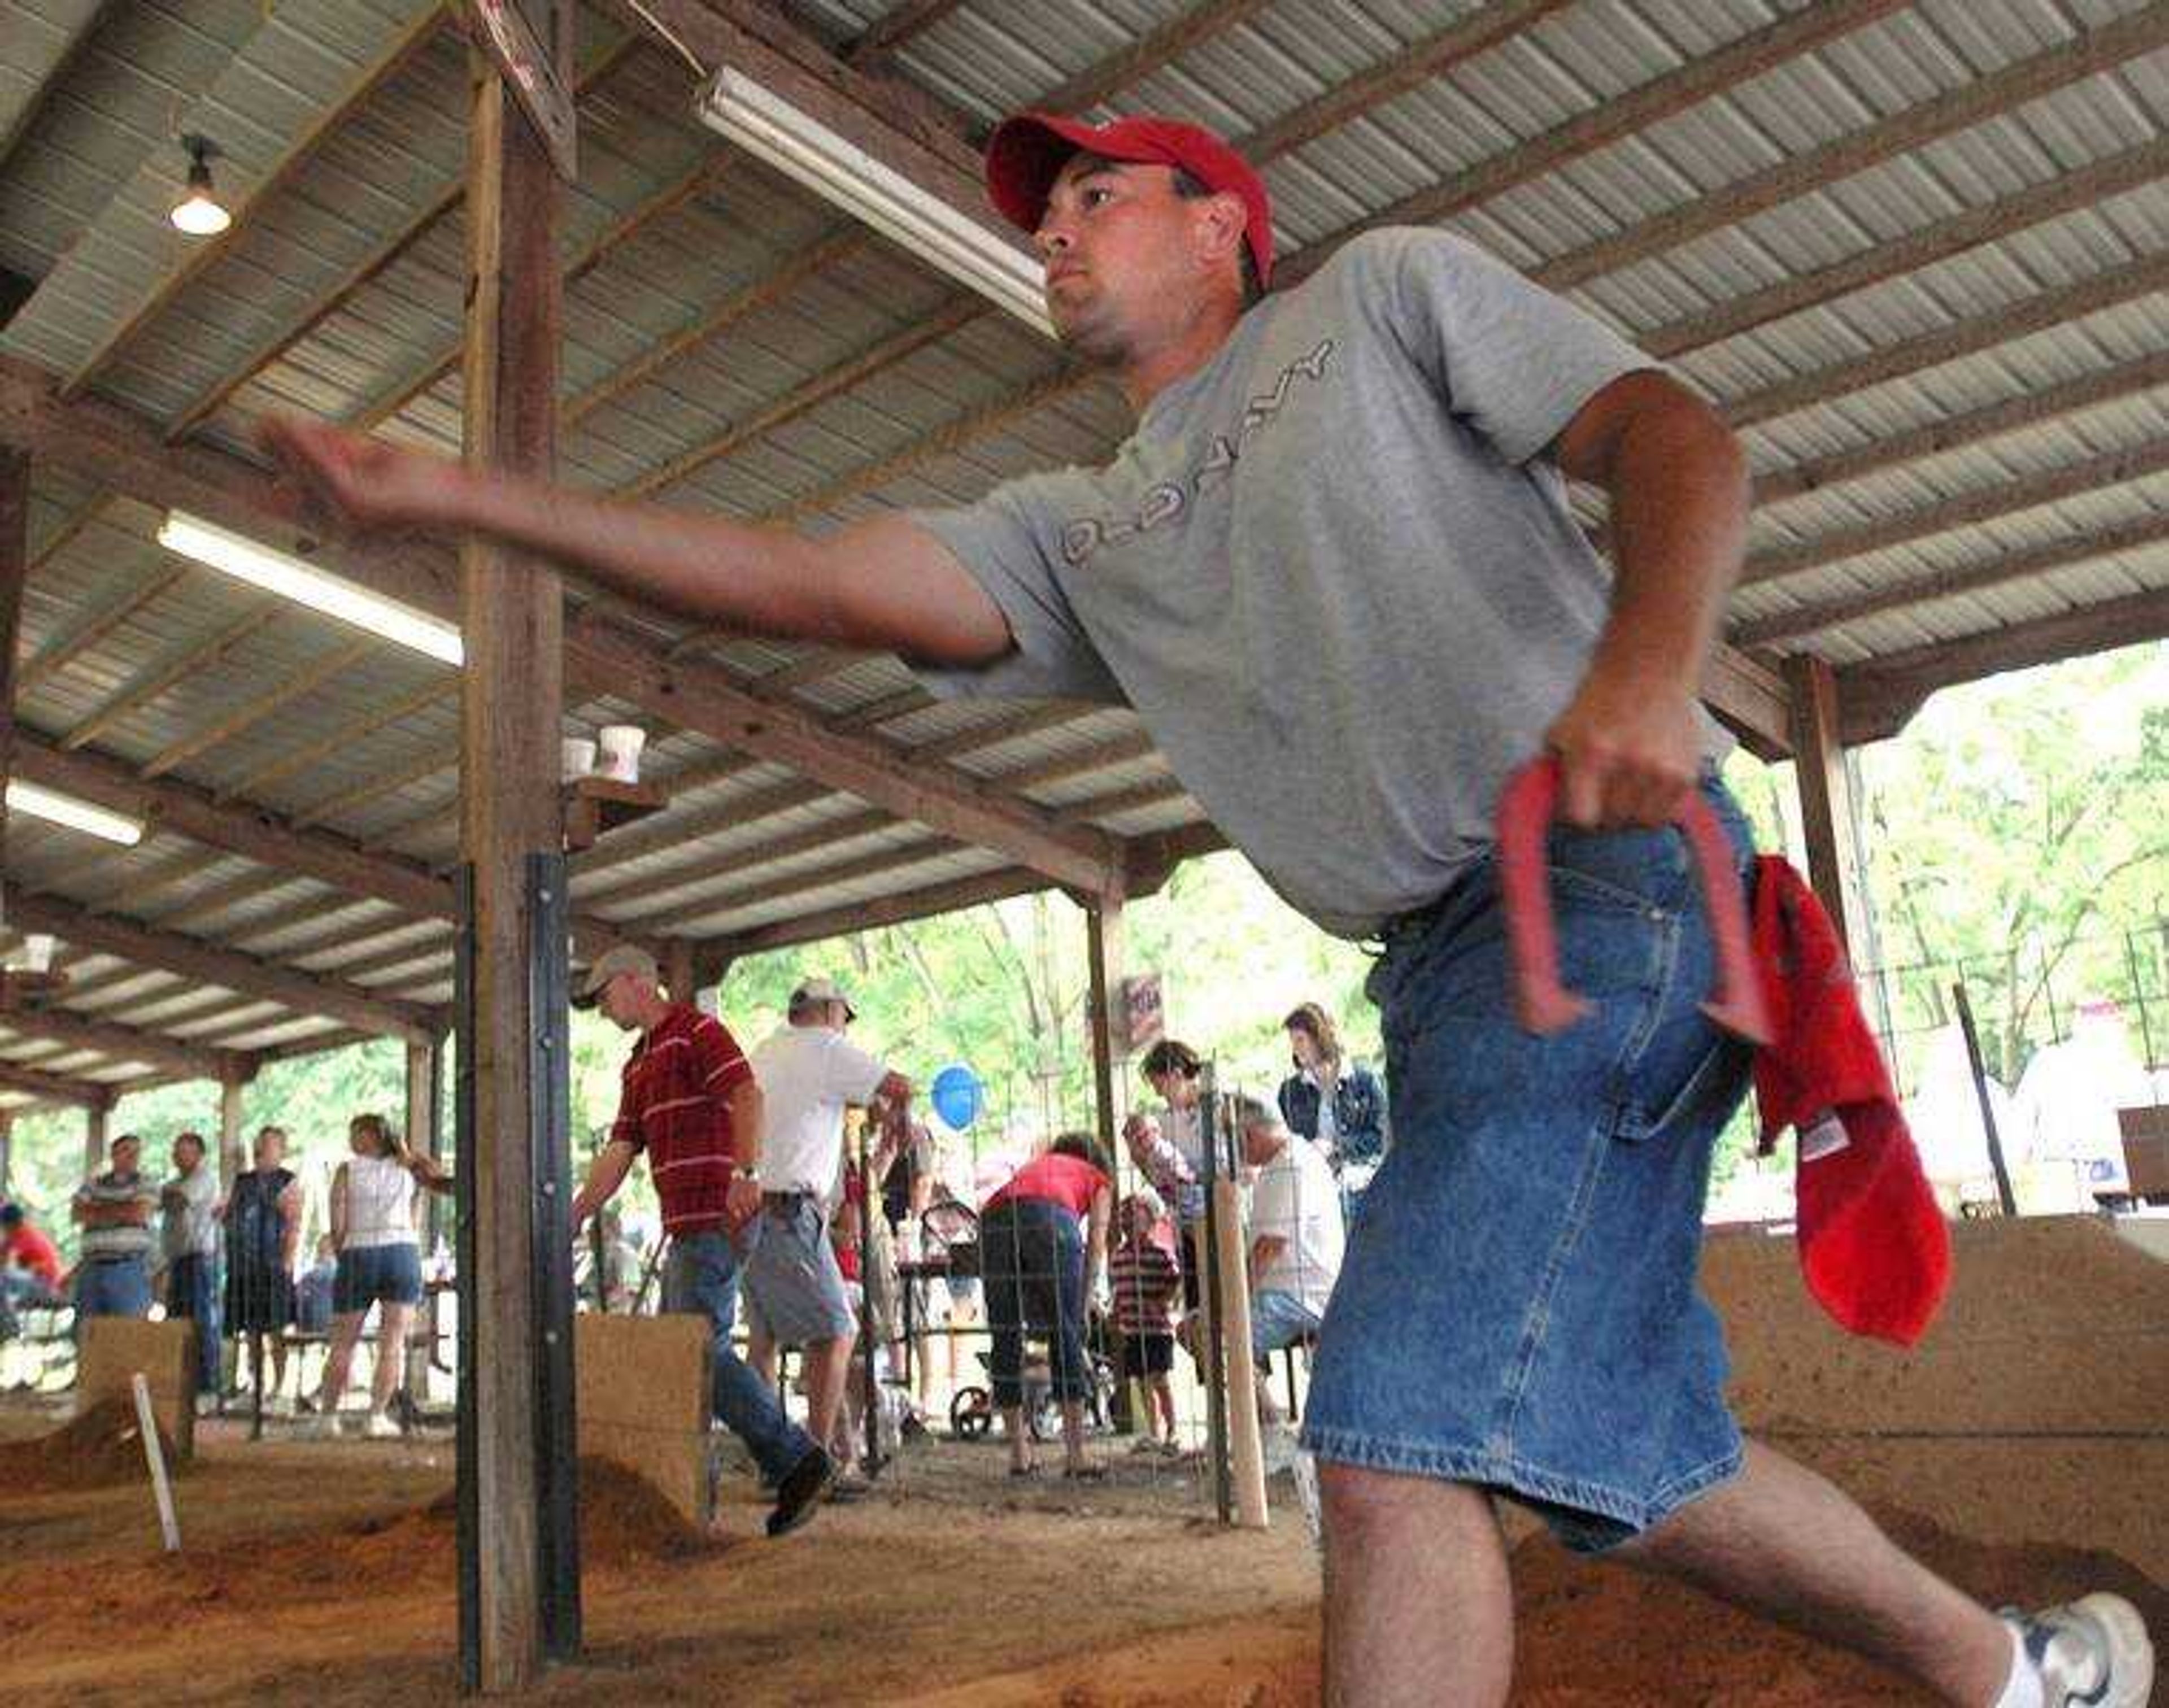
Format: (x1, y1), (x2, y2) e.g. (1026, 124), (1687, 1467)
(747, 1324), (778, 1392)
(1319, 1463), (1514, 1708)
(802, 1332), (856, 1452)
(1617, 1440), (2013, 1705)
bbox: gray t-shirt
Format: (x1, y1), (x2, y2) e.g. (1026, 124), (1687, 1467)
(916, 228), (1727, 938)
(162, 1165), (220, 1261)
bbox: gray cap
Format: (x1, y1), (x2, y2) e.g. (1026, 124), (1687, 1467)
(576, 943), (659, 1006)
(789, 975), (856, 1021)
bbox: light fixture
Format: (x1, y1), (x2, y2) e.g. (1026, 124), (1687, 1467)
(5, 780), (143, 847)
(157, 511), (464, 666)
(170, 134), (232, 237)
(695, 68), (1054, 338)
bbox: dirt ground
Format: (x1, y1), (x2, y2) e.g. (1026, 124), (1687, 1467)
(2, 1402), (2161, 1706)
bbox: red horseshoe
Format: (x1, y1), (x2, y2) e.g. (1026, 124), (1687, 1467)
(1497, 756), (1772, 1047)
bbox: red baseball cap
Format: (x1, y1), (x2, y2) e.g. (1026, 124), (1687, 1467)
(985, 112), (1274, 288)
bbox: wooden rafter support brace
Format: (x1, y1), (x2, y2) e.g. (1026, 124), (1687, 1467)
(0, 447), (24, 935)
(465, 0), (578, 182)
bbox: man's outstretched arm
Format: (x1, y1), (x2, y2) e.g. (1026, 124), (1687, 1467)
(259, 417), (1015, 667)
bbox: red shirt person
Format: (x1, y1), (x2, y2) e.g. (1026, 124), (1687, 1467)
(2, 1205), (65, 1289)
(568, 945), (833, 1537)
(978, 1135), (1113, 1477)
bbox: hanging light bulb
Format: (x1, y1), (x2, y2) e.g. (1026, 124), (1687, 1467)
(170, 134), (231, 237)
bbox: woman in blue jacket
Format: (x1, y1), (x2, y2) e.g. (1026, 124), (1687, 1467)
(1277, 1003), (1388, 1214)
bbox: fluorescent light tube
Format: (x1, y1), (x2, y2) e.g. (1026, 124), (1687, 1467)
(157, 512), (463, 666)
(5, 781), (143, 846)
(695, 68), (1054, 339)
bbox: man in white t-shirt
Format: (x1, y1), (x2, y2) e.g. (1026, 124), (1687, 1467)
(744, 978), (913, 1462)
(1238, 1096), (1344, 1428)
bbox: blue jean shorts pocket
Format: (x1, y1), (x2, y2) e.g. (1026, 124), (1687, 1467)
(1612, 1034), (1753, 1146)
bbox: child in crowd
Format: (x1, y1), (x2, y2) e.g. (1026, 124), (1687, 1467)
(1108, 1188), (1183, 1452)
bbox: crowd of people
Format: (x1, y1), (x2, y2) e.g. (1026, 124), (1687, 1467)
(0, 1112), (450, 1431)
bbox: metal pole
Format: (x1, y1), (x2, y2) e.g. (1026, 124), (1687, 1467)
(1952, 980), (2017, 1217)
(586, 1162), (608, 1312)
(526, 853), (580, 1660)
(859, 1116), (881, 1479)
(1197, 1066), (1231, 1525)
(454, 866), (482, 1694)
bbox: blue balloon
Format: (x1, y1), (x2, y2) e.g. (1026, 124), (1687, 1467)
(930, 1064), (982, 1130)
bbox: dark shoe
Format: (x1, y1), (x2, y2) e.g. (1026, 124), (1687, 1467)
(765, 1448), (834, 1538)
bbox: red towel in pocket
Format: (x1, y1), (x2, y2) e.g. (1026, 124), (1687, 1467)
(1749, 857), (1949, 1345)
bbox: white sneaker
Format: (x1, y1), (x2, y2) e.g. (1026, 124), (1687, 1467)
(263, 1393), (294, 1419)
(364, 1410), (401, 1440)
(1290, 1449), (1323, 1552)
(304, 1410), (342, 1440)
(2006, 1594), (2154, 1708)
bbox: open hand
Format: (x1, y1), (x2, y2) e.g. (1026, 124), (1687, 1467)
(258, 414), (464, 535)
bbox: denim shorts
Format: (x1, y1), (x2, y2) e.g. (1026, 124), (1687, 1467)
(739, 1193), (856, 1347)
(1251, 1287), (1325, 1361)
(333, 1241), (423, 1313)
(1303, 778), (1757, 1552)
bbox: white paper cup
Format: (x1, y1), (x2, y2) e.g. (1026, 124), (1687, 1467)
(596, 725), (646, 783)
(560, 737), (597, 782)
(21, 933), (56, 973)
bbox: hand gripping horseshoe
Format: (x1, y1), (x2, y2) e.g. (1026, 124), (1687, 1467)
(1496, 756), (1772, 1047)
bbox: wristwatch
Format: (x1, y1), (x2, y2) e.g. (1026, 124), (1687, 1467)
(733, 1164), (761, 1183)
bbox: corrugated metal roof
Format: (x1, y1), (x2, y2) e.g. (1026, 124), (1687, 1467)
(1, 0), (2163, 1097)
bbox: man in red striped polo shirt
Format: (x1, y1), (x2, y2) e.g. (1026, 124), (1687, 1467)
(570, 944), (833, 1536)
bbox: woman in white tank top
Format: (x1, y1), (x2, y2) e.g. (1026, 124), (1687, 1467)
(311, 1113), (449, 1440)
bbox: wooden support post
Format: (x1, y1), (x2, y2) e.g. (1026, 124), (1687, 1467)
(1212, 1172), (1271, 1530)
(1083, 892), (1134, 1430)
(84, 1100), (108, 1177)
(1783, 655), (1872, 958)
(458, 8), (578, 1690)
(0, 446), (25, 931)
(217, 1064), (249, 1201)
(407, 1034), (443, 1398)
(1084, 891), (1127, 1174)
(663, 939), (696, 1008)
(0, 1109), (13, 1200)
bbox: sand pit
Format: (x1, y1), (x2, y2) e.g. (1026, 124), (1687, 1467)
(0, 1396), (173, 1493)
(2, 1413), (2159, 1706)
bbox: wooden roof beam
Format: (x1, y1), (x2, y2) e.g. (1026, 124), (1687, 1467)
(56, 600), (283, 752)
(1737, 514), (2169, 649)
(61, 6), (455, 402)
(2, 883), (436, 1045)
(7, 731), (628, 957)
(1279, 0), (1915, 289)
(702, 864), (1051, 963)
(1728, 250), (2169, 433)
(0, 358), (1121, 893)
(0, 1004), (236, 1083)
(1753, 350), (2169, 511)
(1599, 14), (2169, 288)
(1743, 439), (2169, 590)
(0, 1060), (112, 1110)
(161, 31), (646, 445)
(1837, 587), (2169, 745)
